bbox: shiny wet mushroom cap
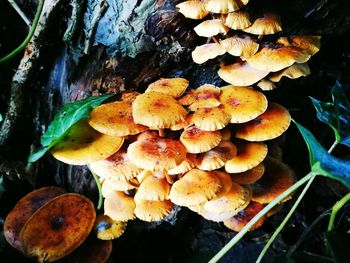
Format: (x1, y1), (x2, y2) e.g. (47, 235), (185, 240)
(134, 172), (170, 201)
(277, 35), (321, 56)
(189, 84), (222, 111)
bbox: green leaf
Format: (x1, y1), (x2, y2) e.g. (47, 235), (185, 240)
(28, 94), (113, 162)
(294, 121), (350, 187)
(325, 231), (350, 263)
(310, 82), (350, 147)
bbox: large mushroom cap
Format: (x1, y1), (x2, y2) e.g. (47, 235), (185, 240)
(192, 107), (230, 131)
(218, 62), (269, 86)
(224, 11), (251, 30)
(176, 1), (209, 20)
(89, 149), (142, 180)
(180, 126), (222, 153)
(145, 78), (189, 98)
(192, 43), (226, 64)
(134, 172), (170, 201)
(127, 137), (187, 171)
(194, 19), (229, 37)
(252, 157), (295, 204)
(4, 187), (66, 251)
(93, 215), (127, 241)
(231, 163), (265, 185)
(225, 141), (268, 173)
(169, 169), (222, 206)
(20, 193), (96, 262)
(88, 101), (148, 137)
(104, 191), (135, 221)
(247, 44), (311, 72)
(219, 85), (268, 123)
(269, 63), (310, 82)
(242, 13), (282, 35)
(220, 36), (259, 58)
(277, 35), (321, 56)
(51, 120), (124, 165)
(135, 200), (173, 222)
(132, 91), (187, 129)
(196, 183), (252, 222)
(235, 103), (291, 141)
(204, 0), (249, 13)
(224, 201), (266, 232)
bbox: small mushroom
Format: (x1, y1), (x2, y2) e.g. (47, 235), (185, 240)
(101, 177), (137, 196)
(235, 102), (291, 141)
(224, 11), (251, 30)
(224, 201), (266, 232)
(220, 36), (259, 58)
(145, 78), (189, 98)
(277, 35), (321, 56)
(93, 214), (126, 240)
(134, 172), (170, 201)
(19, 193), (96, 262)
(134, 199), (173, 222)
(194, 19), (229, 38)
(4, 186), (66, 251)
(230, 163), (265, 185)
(242, 13), (282, 36)
(180, 126), (222, 153)
(252, 157), (295, 204)
(269, 63), (310, 82)
(104, 191), (136, 221)
(219, 85), (268, 123)
(192, 43), (226, 64)
(176, 0), (209, 20)
(169, 169), (222, 206)
(189, 84), (222, 111)
(256, 79), (277, 91)
(51, 120), (124, 165)
(225, 141), (268, 173)
(218, 62), (269, 86)
(192, 107), (231, 131)
(204, 0), (248, 13)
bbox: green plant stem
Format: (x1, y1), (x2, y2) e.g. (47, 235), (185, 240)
(0, 0), (44, 64)
(256, 175), (316, 262)
(208, 171), (316, 263)
(327, 192), (350, 232)
(7, 0), (31, 27)
(328, 140), (338, 154)
(88, 166), (103, 210)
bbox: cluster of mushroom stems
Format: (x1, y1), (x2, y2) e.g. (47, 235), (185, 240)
(177, 0), (320, 90)
(47, 77), (295, 237)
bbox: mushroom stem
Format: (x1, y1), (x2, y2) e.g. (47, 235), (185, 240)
(158, 129), (165, 137)
(165, 173), (174, 184)
(211, 36), (220, 44)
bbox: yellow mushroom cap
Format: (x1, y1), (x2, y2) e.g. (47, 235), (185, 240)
(252, 157), (295, 204)
(220, 36), (259, 58)
(20, 193), (95, 262)
(197, 141), (237, 171)
(235, 102), (291, 141)
(88, 101), (148, 137)
(212, 170), (233, 194)
(196, 183), (252, 222)
(134, 174), (170, 201)
(89, 149), (142, 180)
(104, 191), (135, 221)
(170, 114), (193, 131)
(192, 43), (226, 64)
(177, 89), (196, 106)
(135, 200), (173, 222)
(218, 62), (269, 86)
(194, 19), (229, 38)
(168, 153), (198, 175)
(256, 79), (277, 91)
(180, 126), (222, 153)
(230, 163), (265, 185)
(127, 137), (187, 171)
(224, 11), (251, 30)
(204, 0), (248, 13)
(145, 78), (189, 98)
(51, 120), (124, 165)
(120, 91), (140, 103)
(247, 45), (311, 72)
(169, 169), (222, 206)
(192, 107), (230, 131)
(176, 1), (209, 20)
(219, 85), (268, 123)
(93, 215), (127, 240)
(277, 35), (321, 56)
(269, 63), (310, 82)
(132, 91), (187, 129)
(189, 84), (222, 111)
(225, 141), (268, 173)
(242, 13), (282, 35)
(224, 201), (266, 232)
(101, 177), (137, 196)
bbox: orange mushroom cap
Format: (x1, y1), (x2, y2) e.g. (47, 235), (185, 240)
(224, 11), (251, 30)
(189, 84), (222, 111)
(192, 43), (226, 64)
(220, 36), (259, 58)
(194, 19), (229, 37)
(256, 79), (277, 91)
(135, 199), (173, 222)
(204, 0), (249, 14)
(168, 153), (198, 175)
(94, 214), (127, 240)
(176, 1), (209, 20)
(134, 173), (170, 201)
(230, 162), (265, 185)
(145, 78), (189, 98)
(269, 63), (310, 82)
(192, 107), (230, 131)
(104, 191), (135, 221)
(242, 13), (282, 35)
(277, 35), (321, 56)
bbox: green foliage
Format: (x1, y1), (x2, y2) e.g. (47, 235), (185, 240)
(294, 121), (350, 188)
(310, 82), (350, 147)
(28, 94), (113, 162)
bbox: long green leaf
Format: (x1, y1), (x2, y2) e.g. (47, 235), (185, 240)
(28, 94), (113, 162)
(310, 82), (350, 147)
(294, 121), (350, 187)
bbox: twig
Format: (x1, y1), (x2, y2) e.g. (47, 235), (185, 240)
(7, 0), (32, 27)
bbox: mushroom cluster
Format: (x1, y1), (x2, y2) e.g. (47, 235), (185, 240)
(47, 77), (295, 234)
(177, 0), (321, 90)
